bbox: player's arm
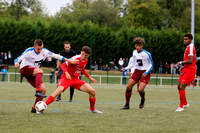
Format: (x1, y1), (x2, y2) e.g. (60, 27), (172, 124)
(123, 57), (134, 71)
(144, 53), (153, 77)
(55, 59), (61, 75)
(82, 69), (97, 83)
(60, 62), (71, 80)
(46, 49), (78, 64)
(14, 49), (30, 68)
(178, 56), (193, 66)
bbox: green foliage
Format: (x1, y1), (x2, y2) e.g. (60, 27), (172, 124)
(1, 18), (199, 68)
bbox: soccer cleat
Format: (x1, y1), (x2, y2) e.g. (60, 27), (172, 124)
(56, 95), (61, 101)
(175, 107), (184, 112)
(35, 91), (47, 98)
(90, 110), (103, 114)
(139, 98), (145, 109)
(31, 107), (36, 113)
(56, 97), (61, 101)
(120, 104), (130, 110)
(183, 104), (190, 108)
(36, 111), (43, 114)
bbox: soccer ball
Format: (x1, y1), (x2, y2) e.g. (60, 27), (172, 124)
(35, 101), (47, 112)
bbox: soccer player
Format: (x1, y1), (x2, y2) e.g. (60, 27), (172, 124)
(14, 39), (76, 113)
(121, 37), (153, 109)
(42, 46), (103, 113)
(175, 33), (196, 112)
(56, 41), (76, 102)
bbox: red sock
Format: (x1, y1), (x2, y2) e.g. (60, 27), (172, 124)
(182, 89), (187, 105)
(125, 89), (132, 105)
(35, 73), (43, 91)
(89, 97), (96, 111)
(178, 89), (184, 108)
(45, 96), (55, 105)
(33, 97), (43, 109)
(36, 88), (40, 91)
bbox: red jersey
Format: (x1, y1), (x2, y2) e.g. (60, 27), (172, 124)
(183, 43), (196, 71)
(60, 55), (90, 78)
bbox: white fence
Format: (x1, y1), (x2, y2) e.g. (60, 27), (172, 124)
(0, 72), (199, 86)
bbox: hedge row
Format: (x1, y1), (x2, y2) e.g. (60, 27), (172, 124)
(0, 18), (199, 67)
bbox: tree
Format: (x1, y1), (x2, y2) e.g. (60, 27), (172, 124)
(124, 0), (161, 29)
(1, 0), (44, 20)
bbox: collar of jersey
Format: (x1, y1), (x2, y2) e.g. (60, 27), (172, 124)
(137, 49), (144, 54)
(34, 49), (40, 55)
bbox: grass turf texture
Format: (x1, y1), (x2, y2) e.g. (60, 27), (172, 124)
(0, 82), (200, 133)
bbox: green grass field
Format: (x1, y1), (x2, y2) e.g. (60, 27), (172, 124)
(0, 82), (200, 133)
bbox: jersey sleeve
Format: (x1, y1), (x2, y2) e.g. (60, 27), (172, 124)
(188, 44), (194, 56)
(125, 57), (134, 71)
(44, 48), (66, 61)
(144, 52), (153, 75)
(14, 48), (32, 64)
(60, 62), (68, 72)
(81, 69), (90, 78)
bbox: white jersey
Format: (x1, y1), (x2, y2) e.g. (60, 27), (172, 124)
(125, 49), (153, 75)
(14, 47), (66, 69)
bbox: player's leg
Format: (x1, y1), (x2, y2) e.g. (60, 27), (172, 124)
(79, 83), (102, 113)
(137, 82), (147, 109)
(176, 82), (187, 112)
(45, 78), (70, 108)
(137, 72), (151, 109)
(31, 83), (47, 113)
(45, 86), (65, 106)
(69, 87), (75, 102)
(33, 68), (46, 98)
(121, 78), (137, 110)
(56, 72), (62, 101)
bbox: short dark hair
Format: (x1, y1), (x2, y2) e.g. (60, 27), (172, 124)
(81, 46), (91, 54)
(34, 39), (43, 46)
(184, 33), (193, 40)
(64, 41), (70, 45)
(133, 37), (145, 46)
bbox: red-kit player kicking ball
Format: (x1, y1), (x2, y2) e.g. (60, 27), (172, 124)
(39, 46), (103, 114)
(175, 33), (196, 112)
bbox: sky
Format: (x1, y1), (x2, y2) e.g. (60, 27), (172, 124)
(40, 0), (73, 15)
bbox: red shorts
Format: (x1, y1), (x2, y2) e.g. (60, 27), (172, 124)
(130, 69), (151, 84)
(179, 69), (196, 86)
(20, 66), (38, 88)
(58, 76), (86, 91)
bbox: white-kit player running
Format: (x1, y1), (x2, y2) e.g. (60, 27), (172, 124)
(121, 37), (153, 109)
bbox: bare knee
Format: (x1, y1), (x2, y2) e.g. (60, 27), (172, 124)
(89, 89), (96, 97)
(126, 85), (132, 91)
(34, 68), (43, 74)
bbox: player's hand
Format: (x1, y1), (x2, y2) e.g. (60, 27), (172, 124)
(55, 71), (59, 76)
(179, 66), (184, 72)
(121, 68), (125, 72)
(15, 63), (19, 68)
(90, 77), (97, 83)
(142, 73), (146, 78)
(65, 72), (71, 80)
(177, 61), (182, 67)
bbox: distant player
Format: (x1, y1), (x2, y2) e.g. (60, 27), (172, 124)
(121, 37), (153, 109)
(175, 33), (196, 112)
(41, 46), (103, 113)
(14, 39), (76, 113)
(56, 41), (76, 102)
